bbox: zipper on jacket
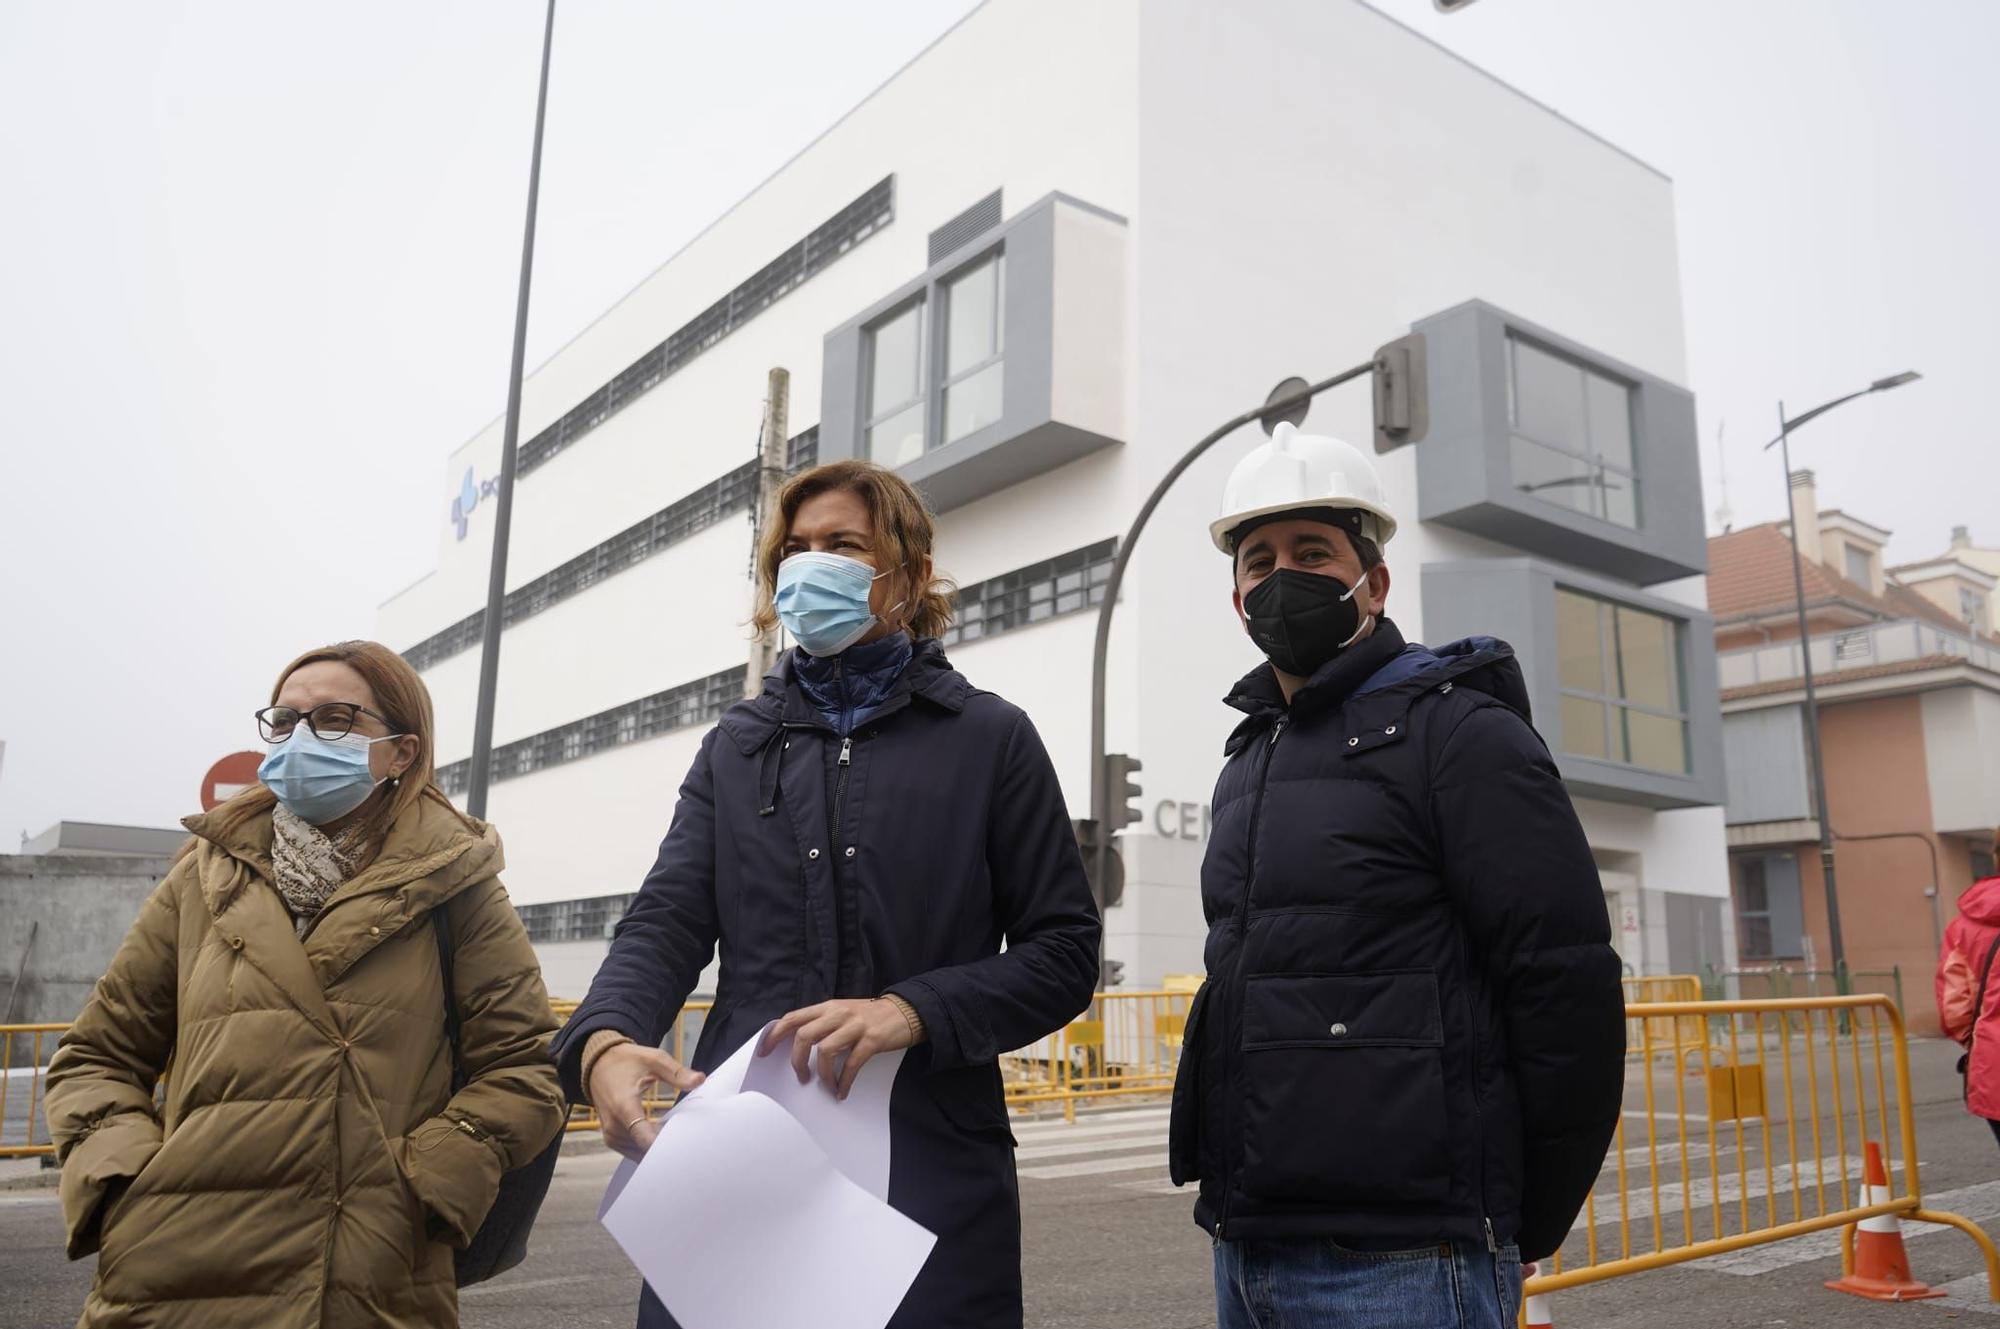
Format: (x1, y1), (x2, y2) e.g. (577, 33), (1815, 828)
(829, 737), (854, 853)
(1218, 713), (1287, 1241)
(1455, 926), (1496, 1255)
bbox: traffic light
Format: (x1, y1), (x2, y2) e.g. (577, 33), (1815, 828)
(1105, 752), (1144, 830)
(1371, 332), (1429, 454)
(1072, 818), (1124, 910)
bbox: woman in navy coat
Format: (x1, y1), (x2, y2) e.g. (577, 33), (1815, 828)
(552, 459), (1102, 1329)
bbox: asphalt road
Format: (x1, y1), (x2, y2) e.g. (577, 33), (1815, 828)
(6, 1036), (2000, 1328)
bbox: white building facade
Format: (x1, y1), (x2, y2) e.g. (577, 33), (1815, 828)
(377, 0), (1732, 1002)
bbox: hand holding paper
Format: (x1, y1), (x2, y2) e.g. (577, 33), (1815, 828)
(598, 1023), (936, 1329)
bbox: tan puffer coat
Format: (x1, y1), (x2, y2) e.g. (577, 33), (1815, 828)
(43, 795), (566, 1328)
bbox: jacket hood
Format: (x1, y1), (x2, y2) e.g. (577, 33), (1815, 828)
(1360, 635), (1530, 718)
(182, 790), (502, 917)
(1961, 876), (2000, 927)
(1223, 621), (1530, 753)
(718, 635), (971, 756)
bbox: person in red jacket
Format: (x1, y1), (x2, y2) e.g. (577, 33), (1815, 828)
(1936, 835), (2000, 1148)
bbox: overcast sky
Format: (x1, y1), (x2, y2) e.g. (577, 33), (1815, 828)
(1, 0), (1992, 846)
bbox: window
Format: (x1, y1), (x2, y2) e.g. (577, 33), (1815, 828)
(939, 539), (1115, 648)
(1962, 587), (1988, 632)
(1734, 852), (1804, 960)
(518, 176), (892, 477)
(436, 664), (743, 795)
(517, 893), (637, 945)
(862, 249), (1006, 463)
(1508, 334), (1639, 529)
(1973, 843), (1997, 884)
(1556, 589), (1689, 774)
(943, 253), (1005, 444)
(865, 301), (926, 466)
(1844, 545), (1872, 586)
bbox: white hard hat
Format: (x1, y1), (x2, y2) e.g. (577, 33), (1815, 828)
(1209, 422), (1399, 554)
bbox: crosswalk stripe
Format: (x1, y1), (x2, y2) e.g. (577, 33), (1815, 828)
(1015, 1134), (1166, 1162)
(1018, 1150), (1171, 1181)
(1933, 1272), (2000, 1315)
(1010, 1112), (1170, 1144)
(1011, 1107), (1169, 1135)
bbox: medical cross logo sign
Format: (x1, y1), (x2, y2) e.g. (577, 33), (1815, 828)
(450, 466), (500, 541)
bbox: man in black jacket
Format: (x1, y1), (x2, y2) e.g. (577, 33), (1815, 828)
(1167, 423), (1625, 1328)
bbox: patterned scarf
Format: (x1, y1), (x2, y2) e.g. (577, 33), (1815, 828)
(270, 804), (372, 937)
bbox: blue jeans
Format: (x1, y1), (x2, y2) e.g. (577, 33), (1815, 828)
(1214, 1235), (1521, 1329)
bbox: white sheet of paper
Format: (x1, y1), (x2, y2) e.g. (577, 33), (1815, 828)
(737, 1027), (899, 1201)
(599, 1024), (934, 1329)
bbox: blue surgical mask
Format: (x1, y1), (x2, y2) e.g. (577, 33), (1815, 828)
(258, 726), (397, 825)
(775, 552), (897, 657)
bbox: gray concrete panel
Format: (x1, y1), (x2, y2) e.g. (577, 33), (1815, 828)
(819, 192), (1124, 511)
(1423, 557), (1725, 809)
(1412, 300), (1707, 586)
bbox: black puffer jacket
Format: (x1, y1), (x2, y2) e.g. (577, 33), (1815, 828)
(1168, 619), (1624, 1261)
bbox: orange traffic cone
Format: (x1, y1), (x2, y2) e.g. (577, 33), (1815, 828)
(1824, 1141), (1945, 1302)
(1523, 1262), (1553, 1328)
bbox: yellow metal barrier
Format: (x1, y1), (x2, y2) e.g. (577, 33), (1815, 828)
(0, 1025), (66, 1159)
(998, 989), (1196, 1122)
(1622, 974), (1706, 1059)
(1525, 995), (2000, 1313)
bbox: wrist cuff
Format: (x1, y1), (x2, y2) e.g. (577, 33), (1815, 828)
(579, 1029), (635, 1106)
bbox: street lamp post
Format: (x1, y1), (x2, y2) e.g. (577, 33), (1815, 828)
(1763, 371), (1921, 980)
(466, 0), (558, 819)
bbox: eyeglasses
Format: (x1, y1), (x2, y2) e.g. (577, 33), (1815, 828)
(255, 702), (394, 743)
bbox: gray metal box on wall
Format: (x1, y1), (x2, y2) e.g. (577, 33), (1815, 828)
(1422, 558), (1725, 810)
(819, 192), (1127, 513)
(1411, 300), (1706, 586)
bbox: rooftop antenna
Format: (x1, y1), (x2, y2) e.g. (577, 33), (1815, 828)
(1711, 417), (1734, 533)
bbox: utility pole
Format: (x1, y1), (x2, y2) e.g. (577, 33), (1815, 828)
(465, 0), (557, 819)
(747, 367), (790, 697)
(1760, 371), (1920, 983)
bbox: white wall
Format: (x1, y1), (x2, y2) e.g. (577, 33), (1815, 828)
(1924, 686), (2000, 836)
(378, 0), (1719, 1000)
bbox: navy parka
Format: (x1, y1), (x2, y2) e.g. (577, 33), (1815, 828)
(1168, 619), (1625, 1262)
(552, 637), (1100, 1328)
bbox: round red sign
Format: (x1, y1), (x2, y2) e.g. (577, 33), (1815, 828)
(201, 751), (265, 812)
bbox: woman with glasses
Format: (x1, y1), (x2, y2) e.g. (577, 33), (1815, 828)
(553, 460), (1101, 1329)
(44, 640), (565, 1329)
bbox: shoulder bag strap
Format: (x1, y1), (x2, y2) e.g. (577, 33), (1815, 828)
(433, 899), (466, 1092)
(1975, 932), (2000, 1039)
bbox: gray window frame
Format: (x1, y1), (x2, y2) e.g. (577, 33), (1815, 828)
(1554, 588), (1691, 776)
(1733, 851), (1806, 962)
(1844, 544), (1872, 586)
(935, 247), (1007, 448)
(862, 296), (927, 465)
(819, 191), (1128, 514)
(1422, 556), (1725, 809)
(1505, 332), (1642, 530)
(1405, 300), (1706, 586)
